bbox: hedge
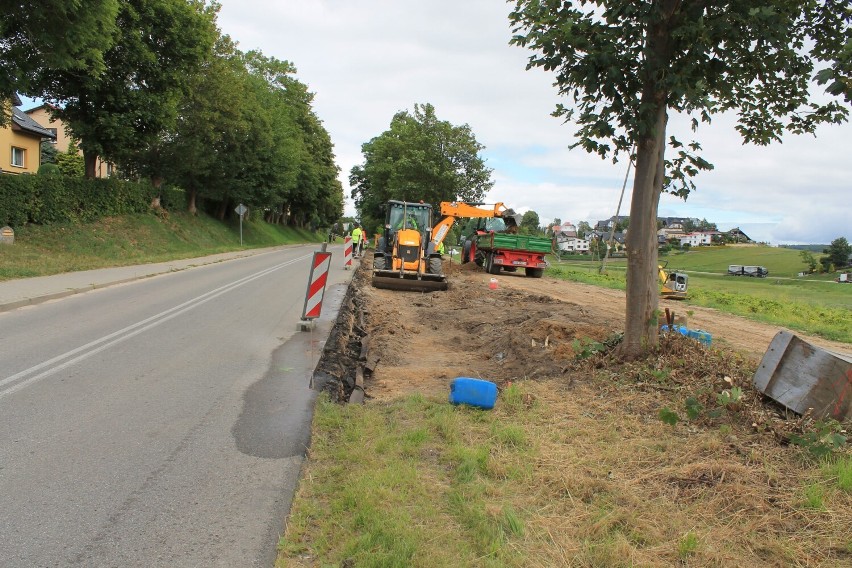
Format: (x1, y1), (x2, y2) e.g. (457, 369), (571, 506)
(0, 175), (186, 228)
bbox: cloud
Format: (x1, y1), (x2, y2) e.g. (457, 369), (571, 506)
(217, 0), (852, 244)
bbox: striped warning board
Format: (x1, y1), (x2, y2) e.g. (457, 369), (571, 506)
(343, 236), (353, 270)
(301, 251), (332, 321)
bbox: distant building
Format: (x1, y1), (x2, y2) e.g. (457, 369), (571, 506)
(556, 236), (590, 254)
(679, 232), (713, 247)
(553, 222), (577, 238)
(25, 104), (112, 178)
(1, 94), (56, 174)
(726, 227), (753, 243)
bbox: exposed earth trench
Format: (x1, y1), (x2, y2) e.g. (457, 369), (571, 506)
(312, 257), (850, 405)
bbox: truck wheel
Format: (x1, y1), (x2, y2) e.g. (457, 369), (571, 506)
(486, 253), (501, 275)
(374, 255), (386, 270)
(525, 267), (544, 278)
(428, 256), (442, 275)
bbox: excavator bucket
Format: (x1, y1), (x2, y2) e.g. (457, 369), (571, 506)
(372, 270), (449, 292)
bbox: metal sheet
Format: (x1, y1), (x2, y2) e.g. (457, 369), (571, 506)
(753, 330), (852, 420)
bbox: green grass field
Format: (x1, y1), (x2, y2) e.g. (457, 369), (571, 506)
(548, 246), (852, 343)
(659, 245), (820, 277)
(0, 211), (323, 280)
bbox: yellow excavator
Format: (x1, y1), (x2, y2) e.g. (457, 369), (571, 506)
(371, 200), (517, 292)
(659, 262), (688, 300)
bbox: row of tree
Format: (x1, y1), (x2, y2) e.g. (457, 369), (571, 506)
(800, 237), (852, 273)
(2, 1), (343, 227)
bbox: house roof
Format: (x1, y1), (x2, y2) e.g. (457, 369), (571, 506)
(24, 103), (57, 114)
(12, 93), (22, 106)
(10, 106), (55, 138)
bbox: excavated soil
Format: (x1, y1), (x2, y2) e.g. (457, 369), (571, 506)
(320, 257), (846, 405)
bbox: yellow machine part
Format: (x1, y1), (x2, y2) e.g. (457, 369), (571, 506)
(659, 265), (688, 300)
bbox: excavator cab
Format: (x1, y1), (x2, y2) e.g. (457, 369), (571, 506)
(372, 201), (448, 292)
(659, 262), (688, 300)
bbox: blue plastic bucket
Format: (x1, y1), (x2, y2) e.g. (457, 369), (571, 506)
(449, 377), (498, 409)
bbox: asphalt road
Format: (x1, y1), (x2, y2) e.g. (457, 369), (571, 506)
(0, 245), (353, 567)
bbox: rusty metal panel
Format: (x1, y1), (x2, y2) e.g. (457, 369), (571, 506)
(753, 331), (852, 420)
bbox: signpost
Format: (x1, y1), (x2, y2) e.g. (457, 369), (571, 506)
(299, 244), (333, 331)
(235, 203), (248, 246)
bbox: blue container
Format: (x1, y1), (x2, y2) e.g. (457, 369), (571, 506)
(661, 325), (712, 346)
(449, 377), (498, 409)
(688, 329), (713, 346)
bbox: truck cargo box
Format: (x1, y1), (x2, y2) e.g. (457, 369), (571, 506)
(474, 232), (553, 254)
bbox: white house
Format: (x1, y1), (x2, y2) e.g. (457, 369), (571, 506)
(679, 232), (712, 247)
(557, 236), (590, 253)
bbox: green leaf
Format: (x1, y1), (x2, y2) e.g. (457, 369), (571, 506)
(685, 397), (704, 420)
(659, 407), (680, 426)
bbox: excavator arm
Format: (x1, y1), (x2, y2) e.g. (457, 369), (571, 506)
(429, 202), (517, 253)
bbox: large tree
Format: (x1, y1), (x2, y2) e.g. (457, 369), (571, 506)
(823, 237), (852, 268)
(520, 210), (541, 234)
(510, 0), (850, 358)
(0, 0), (119, 115)
(38, 0), (216, 178)
(350, 103), (494, 230)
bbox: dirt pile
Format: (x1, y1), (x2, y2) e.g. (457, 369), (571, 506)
(317, 256), (849, 446)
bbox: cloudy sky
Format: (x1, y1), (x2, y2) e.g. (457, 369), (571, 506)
(215, 0), (852, 245)
(26, 1), (849, 245)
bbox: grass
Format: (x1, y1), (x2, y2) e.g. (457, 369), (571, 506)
(279, 393), (532, 567)
(547, 250), (852, 343)
(0, 211), (324, 280)
(279, 376), (852, 567)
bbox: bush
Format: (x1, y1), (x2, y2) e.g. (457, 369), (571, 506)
(38, 163), (61, 176)
(0, 175), (161, 228)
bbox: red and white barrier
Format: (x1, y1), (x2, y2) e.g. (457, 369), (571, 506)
(300, 251), (332, 328)
(343, 236), (353, 270)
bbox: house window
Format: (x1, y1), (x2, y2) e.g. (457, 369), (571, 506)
(48, 128), (57, 143)
(11, 147), (25, 168)
(106, 163), (114, 177)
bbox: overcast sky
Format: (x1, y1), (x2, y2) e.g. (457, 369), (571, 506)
(215, 1), (852, 245)
(26, 1), (850, 245)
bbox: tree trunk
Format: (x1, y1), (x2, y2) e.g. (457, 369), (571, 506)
(188, 186), (197, 215)
(84, 151), (97, 179)
(216, 199), (228, 221)
(618, 104), (667, 359)
(617, 7), (674, 359)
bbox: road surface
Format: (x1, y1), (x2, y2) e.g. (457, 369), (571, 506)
(0, 245), (353, 567)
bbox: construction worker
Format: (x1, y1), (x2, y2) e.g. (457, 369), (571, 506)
(351, 224), (363, 258)
(395, 213), (418, 231)
(357, 225), (367, 256)
(437, 241), (445, 256)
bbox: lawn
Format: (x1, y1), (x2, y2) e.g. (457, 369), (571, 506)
(547, 252), (852, 343)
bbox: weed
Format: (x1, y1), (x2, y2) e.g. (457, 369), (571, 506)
(650, 367), (672, 382)
(822, 455), (852, 493)
(659, 407), (680, 426)
(491, 422), (526, 447)
(789, 420), (847, 460)
(678, 531), (700, 558)
(685, 397), (704, 420)
(500, 382), (527, 413)
(572, 337), (606, 359)
(452, 445), (490, 483)
(716, 386), (743, 407)
(799, 482), (826, 510)
(502, 506), (525, 537)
